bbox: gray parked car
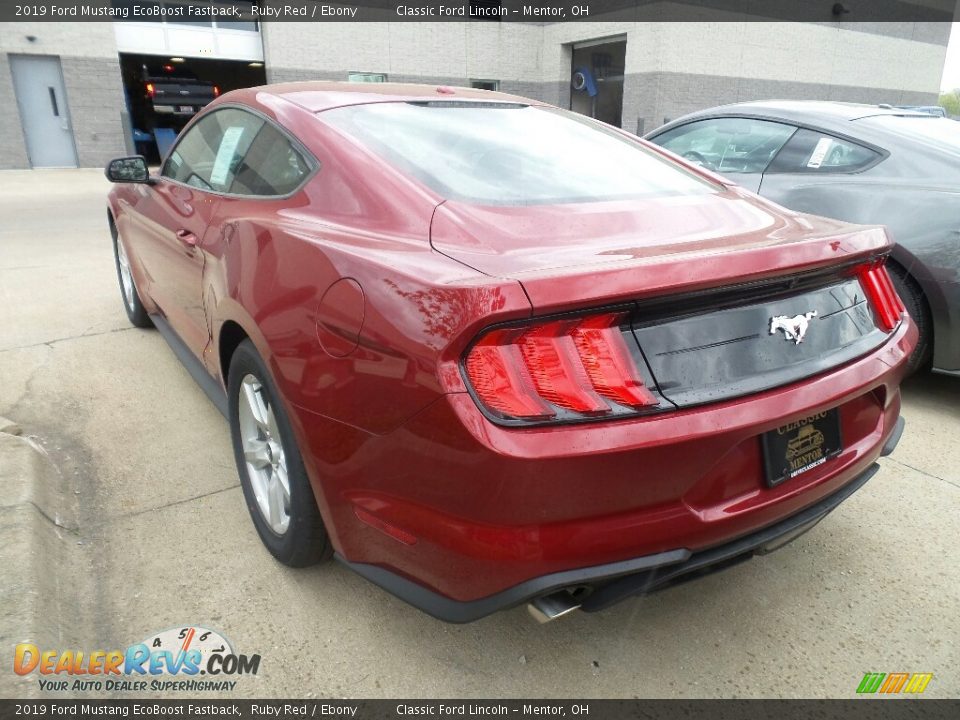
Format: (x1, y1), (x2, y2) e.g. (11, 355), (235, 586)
(646, 101), (959, 376)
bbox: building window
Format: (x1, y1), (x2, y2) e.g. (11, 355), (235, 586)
(214, 1), (259, 31)
(348, 73), (387, 83)
(112, 1), (259, 30)
(471, 79), (500, 91)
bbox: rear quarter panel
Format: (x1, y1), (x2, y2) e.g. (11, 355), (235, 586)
(202, 98), (532, 435)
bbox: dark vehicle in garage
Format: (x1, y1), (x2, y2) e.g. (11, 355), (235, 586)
(137, 62), (219, 125)
(104, 83), (914, 622)
(647, 101), (960, 376)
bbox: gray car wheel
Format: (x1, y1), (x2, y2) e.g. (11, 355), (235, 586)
(889, 264), (931, 374)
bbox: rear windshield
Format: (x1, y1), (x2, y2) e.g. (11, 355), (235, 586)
(858, 115), (960, 154)
(321, 102), (717, 206)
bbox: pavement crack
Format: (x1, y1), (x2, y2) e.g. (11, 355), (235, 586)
(0, 326), (139, 355)
(884, 457), (960, 491)
(15, 498), (80, 534)
(4, 346), (53, 418)
(91, 483), (241, 528)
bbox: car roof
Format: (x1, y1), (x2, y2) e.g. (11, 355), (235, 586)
(663, 100), (933, 127)
(244, 81), (538, 113)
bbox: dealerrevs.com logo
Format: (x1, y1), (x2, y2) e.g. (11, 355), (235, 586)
(14, 626), (260, 693)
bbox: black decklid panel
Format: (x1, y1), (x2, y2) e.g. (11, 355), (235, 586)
(633, 278), (884, 407)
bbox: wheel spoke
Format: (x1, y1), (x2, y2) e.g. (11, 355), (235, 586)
(243, 442), (270, 470)
(267, 475), (285, 528)
(266, 406), (281, 444)
(275, 457), (290, 501)
(241, 379), (270, 430)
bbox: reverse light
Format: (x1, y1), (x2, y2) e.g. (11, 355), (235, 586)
(464, 312), (660, 424)
(858, 261), (905, 332)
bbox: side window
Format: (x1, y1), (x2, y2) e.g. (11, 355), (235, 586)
(654, 117), (797, 174)
(162, 108), (263, 192)
(767, 129), (881, 174)
(230, 123), (312, 196)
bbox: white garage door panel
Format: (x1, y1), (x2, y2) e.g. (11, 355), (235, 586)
(167, 28), (217, 57)
(113, 23), (263, 61)
(114, 24), (167, 54)
(216, 32), (264, 62)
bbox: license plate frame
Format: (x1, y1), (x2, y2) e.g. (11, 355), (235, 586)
(762, 409), (843, 487)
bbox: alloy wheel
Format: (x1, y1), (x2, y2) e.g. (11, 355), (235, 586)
(237, 374), (291, 534)
(116, 239), (135, 310)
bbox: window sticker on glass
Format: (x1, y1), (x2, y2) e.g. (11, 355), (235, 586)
(806, 137), (834, 169)
(210, 126), (246, 188)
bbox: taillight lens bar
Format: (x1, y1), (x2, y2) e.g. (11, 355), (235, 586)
(858, 260), (905, 331)
(464, 312), (660, 424)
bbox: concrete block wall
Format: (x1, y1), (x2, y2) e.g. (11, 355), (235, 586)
(613, 22), (949, 133)
(0, 17), (950, 169)
(0, 22), (126, 169)
(60, 56), (127, 168)
(265, 19), (949, 136)
(263, 21), (551, 99)
(0, 53), (30, 169)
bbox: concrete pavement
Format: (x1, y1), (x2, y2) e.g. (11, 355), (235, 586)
(0, 169), (957, 699)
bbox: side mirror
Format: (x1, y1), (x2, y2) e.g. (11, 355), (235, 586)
(105, 156), (152, 184)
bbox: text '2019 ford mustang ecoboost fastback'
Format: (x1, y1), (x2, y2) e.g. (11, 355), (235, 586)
(105, 83), (915, 623)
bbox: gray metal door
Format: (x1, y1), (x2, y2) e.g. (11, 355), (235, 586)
(10, 55), (78, 168)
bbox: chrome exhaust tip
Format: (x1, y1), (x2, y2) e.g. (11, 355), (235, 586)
(527, 591), (582, 623)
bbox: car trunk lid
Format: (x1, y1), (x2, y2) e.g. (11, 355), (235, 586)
(432, 189), (898, 409)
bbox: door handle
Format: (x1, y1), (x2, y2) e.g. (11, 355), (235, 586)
(175, 229), (198, 248)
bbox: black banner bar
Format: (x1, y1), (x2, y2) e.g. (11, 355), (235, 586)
(0, 0), (956, 23)
(1, 700), (959, 720)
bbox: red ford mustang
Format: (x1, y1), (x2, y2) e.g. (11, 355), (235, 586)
(105, 83), (915, 622)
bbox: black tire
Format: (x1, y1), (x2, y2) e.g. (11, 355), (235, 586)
(110, 219), (152, 329)
(888, 263), (932, 374)
(227, 339), (331, 567)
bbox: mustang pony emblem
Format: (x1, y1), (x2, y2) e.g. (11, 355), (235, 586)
(770, 311), (818, 345)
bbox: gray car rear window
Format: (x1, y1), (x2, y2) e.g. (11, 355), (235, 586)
(321, 102), (718, 206)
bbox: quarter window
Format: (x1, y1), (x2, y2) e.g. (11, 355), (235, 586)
(766, 129), (881, 173)
(163, 108), (312, 196)
(231, 123), (311, 196)
(163, 108), (263, 192)
(655, 117), (797, 174)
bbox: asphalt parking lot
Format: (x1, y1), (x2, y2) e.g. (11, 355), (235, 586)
(1, 169), (958, 699)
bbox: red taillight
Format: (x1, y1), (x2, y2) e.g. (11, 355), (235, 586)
(858, 261), (905, 332)
(213, 85), (221, 97)
(146, 82), (155, 98)
(572, 315), (660, 409)
(464, 312), (659, 423)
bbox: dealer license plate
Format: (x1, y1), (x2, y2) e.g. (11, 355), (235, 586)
(761, 409), (842, 487)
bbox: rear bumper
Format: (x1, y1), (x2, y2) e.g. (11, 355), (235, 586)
(338, 458), (888, 622)
(293, 318), (915, 617)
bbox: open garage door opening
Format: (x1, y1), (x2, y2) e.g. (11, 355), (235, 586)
(569, 37), (626, 129)
(119, 53), (266, 163)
